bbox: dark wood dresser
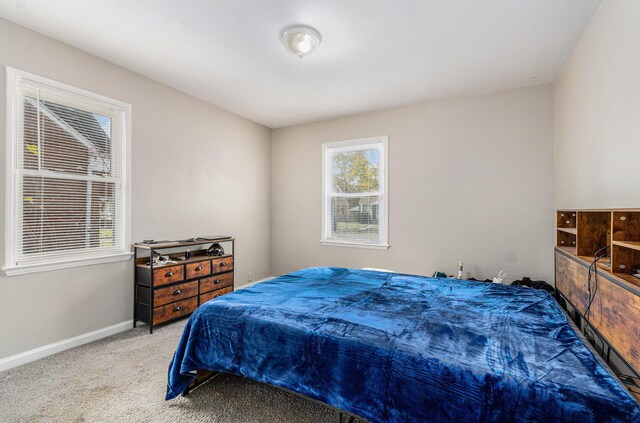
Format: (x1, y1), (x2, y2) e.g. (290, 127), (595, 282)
(554, 209), (640, 386)
(133, 237), (235, 333)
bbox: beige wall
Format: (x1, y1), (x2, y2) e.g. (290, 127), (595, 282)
(272, 85), (556, 282)
(555, 0), (640, 209)
(0, 18), (272, 359)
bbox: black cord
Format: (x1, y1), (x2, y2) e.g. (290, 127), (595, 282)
(584, 245), (610, 332)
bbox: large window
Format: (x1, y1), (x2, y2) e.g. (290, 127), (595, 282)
(322, 136), (388, 249)
(4, 68), (131, 275)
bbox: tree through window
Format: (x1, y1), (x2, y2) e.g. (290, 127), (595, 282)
(322, 137), (388, 248)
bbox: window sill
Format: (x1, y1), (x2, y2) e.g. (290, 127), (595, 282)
(2, 252), (133, 276)
(320, 240), (390, 250)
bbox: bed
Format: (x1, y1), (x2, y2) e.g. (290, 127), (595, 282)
(166, 267), (640, 422)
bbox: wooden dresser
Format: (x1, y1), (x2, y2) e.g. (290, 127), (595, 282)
(554, 209), (640, 376)
(133, 237), (235, 333)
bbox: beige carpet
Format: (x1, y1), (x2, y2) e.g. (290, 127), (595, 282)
(0, 320), (362, 422)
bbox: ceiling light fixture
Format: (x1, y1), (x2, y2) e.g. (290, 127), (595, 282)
(280, 25), (321, 59)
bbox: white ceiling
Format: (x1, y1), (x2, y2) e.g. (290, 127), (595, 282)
(0, 0), (601, 128)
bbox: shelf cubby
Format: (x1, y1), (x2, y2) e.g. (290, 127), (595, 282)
(612, 243), (640, 280)
(576, 211), (611, 257)
(612, 211), (640, 243)
(557, 230), (576, 248)
(556, 208), (640, 291)
(610, 211), (640, 285)
(556, 210), (578, 249)
(557, 210), (577, 228)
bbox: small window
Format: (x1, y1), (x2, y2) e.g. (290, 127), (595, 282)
(4, 68), (131, 275)
(322, 136), (388, 249)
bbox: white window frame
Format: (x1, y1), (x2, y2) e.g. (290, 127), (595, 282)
(321, 136), (389, 250)
(3, 67), (132, 276)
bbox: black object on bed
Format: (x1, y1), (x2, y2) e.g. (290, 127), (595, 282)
(167, 267), (640, 422)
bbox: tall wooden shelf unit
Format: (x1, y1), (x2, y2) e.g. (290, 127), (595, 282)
(133, 237), (235, 334)
(555, 209), (640, 377)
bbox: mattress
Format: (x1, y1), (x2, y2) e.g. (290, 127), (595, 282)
(166, 267), (640, 422)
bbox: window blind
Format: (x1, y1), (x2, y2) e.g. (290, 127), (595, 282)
(322, 138), (388, 247)
(9, 74), (127, 267)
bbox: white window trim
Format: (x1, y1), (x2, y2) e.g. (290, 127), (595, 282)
(3, 67), (132, 276)
(321, 136), (389, 250)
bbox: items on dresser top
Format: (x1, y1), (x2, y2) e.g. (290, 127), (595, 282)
(206, 243), (225, 257)
(133, 237), (235, 334)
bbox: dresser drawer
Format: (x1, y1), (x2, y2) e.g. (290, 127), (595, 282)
(154, 297), (197, 325)
(186, 260), (211, 279)
(199, 286), (234, 304)
(153, 265), (184, 286)
(154, 281), (198, 307)
(200, 272), (234, 294)
(212, 256), (234, 274)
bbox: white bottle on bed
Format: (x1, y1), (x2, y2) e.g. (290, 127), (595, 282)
(457, 261), (463, 280)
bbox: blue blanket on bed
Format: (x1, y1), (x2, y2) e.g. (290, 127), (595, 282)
(166, 267), (640, 422)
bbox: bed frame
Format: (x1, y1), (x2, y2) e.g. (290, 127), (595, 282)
(184, 370), (361, 423)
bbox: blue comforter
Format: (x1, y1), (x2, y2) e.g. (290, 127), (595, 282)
(166, 267), (640, 422)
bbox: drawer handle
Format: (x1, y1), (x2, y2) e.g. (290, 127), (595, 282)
(214, 279), (222, 284)
(195, 266), (203, 271)
(165, 271), (174, 277)
(173, 306), (182, 312)
(173, 289), (182, 295)
(220, 262), (227, 267)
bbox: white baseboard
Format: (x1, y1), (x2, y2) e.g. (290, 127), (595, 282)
(238, 276), (274, 289)
(0, 278), (275, 372)
(0, 320), (133, 372)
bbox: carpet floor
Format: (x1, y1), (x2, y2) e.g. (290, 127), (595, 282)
(0, 321), (363, 422)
